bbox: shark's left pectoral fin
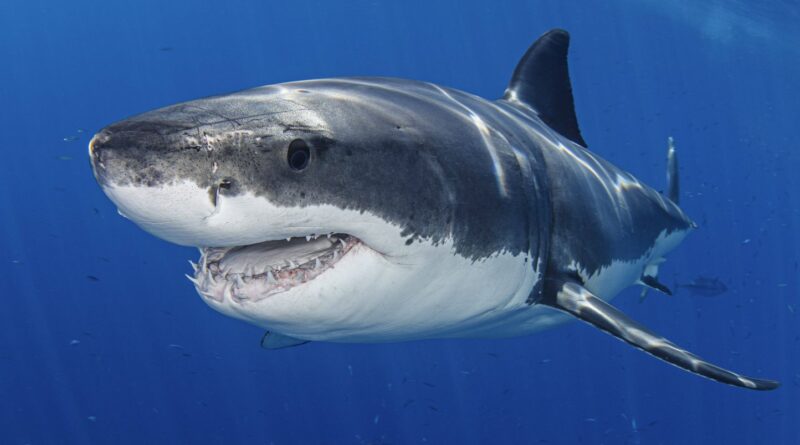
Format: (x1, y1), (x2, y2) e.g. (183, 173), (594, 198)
(260, 331), (309, 350)
(639, 275), (672, 296)
(544, 281), (779, 390)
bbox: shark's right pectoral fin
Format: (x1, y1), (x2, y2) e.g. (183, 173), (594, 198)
(260, 331), (309, 350)
(543, 281), (779, 390)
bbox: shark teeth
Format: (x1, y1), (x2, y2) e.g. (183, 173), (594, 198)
(189, 234), (359, 304)
(223, 283), (234, 300)
(233, 274), (245, 288)
(185, 274), (201, 286)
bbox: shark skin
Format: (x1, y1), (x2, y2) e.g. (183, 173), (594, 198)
(89, 29), (778, 390)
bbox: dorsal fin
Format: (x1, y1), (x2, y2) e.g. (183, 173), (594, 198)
(503, 29), (587, 147)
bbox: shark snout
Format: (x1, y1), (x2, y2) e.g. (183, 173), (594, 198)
(87, 120), (189, 189)
(88, 130), (113, 186)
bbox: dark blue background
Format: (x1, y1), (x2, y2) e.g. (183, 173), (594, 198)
(1, 1), (797, 443)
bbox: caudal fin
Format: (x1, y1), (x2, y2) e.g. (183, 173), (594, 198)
(667, 136), (680, 204)
(640, 137), (680, 304)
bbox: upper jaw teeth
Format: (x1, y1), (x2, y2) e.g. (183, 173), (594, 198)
(188, 234), (358, 301)
(190, 233), (353, 289)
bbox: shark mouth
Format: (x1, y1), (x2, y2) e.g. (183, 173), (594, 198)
(188, 233), (359, 303)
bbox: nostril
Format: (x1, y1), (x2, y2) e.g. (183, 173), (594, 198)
(208, 178), (235, 207)
(208, 185), (219, 207)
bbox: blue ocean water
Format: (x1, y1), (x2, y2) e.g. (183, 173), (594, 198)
(1, 0), (798, 443)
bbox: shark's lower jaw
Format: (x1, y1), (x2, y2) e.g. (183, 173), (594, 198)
(189, 233), (359, 303)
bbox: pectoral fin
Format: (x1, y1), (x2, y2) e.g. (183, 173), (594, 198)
(543, 281), (778, 390)
(638, 259), (670, 302)
(640, 275), (672, 296)
(260, 331), (309, 350)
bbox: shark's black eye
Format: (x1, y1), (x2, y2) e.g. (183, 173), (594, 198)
(287, 139), (310, 171)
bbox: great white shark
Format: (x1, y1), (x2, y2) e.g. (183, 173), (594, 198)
(88, 29), (778, 390)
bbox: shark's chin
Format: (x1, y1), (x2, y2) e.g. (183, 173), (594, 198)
(188, 233), (361, 303)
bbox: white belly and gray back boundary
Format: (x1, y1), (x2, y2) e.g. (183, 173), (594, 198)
(88, 29), (778, 390)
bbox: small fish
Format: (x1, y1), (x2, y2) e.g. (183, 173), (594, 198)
(86, 275), (100, 282)
(422, 382), (436, 388)
(56, 155), (73, 161)
(159, 46), (174, 52)
(675, 276), (728, 297)
(63, 135), (79, 142)
(69, 339), (80, 346)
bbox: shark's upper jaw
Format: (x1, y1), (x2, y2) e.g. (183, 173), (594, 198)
(190, 233), (362, 304)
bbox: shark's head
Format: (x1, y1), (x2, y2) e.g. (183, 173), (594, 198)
(89, 80), (538, 342)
